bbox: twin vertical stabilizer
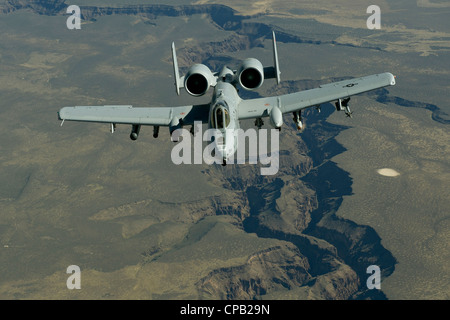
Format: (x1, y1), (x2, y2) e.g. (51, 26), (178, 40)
(171, 31), (281, 96)
(172, 42), (183, 96)
(263, 31), (281, 84)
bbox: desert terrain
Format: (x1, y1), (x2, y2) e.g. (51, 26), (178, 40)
(0, 0), (448, 300)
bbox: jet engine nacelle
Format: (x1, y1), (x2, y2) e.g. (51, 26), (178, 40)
(238, 58), (264, 90)
(184, 64), (215, 97)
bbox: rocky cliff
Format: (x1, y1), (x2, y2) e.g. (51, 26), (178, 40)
(195, 104), (396, 299)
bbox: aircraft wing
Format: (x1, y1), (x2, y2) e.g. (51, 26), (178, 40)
(238, 72), (396, 119)
(58, 103), (210, 126)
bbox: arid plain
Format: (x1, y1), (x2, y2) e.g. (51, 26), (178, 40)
(0, 0), (448, 299)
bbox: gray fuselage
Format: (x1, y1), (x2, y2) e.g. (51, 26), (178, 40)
(207, 68), (242, 163)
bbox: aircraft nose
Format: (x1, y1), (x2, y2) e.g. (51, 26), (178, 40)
(215, 144), (230, 164)
(212, 129), (235, 164)
(216, 146), (227, 160)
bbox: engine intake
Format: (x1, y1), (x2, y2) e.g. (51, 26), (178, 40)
(238, 58), (264, 90)
(184, 64), (214, 96)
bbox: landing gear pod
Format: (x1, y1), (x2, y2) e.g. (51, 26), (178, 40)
(269, 106), (283, 129)
(238, 58), (264, 90)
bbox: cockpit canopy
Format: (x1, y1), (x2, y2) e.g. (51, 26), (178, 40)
(211, 103), (230, 129)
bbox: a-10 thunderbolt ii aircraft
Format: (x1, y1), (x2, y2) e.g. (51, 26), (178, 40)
(58, 32), (396, 165)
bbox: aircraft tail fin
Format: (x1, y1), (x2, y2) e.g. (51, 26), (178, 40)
(172, 42), (183, 95)
(263, 31), (281, 85)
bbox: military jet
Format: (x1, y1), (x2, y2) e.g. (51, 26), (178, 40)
(58, 32), (396, 165)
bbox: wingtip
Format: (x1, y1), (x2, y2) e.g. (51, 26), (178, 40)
(57, 108), (65, 120)
(389, 72), (396, 85)
(384, 72), (396, 86)
(57, 110), (65, 126)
